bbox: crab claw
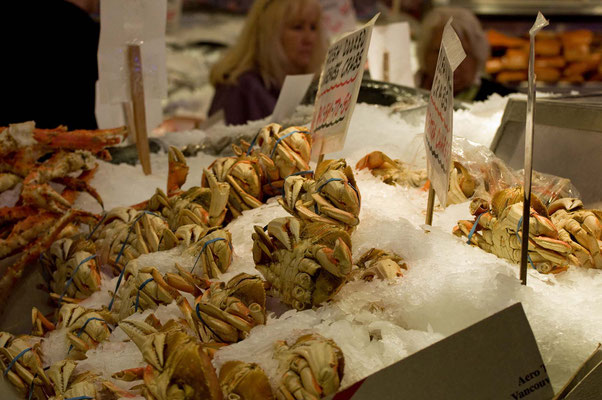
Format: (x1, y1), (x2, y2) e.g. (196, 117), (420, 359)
(167, 146), (189, 196)
(120, 320), (166, 372)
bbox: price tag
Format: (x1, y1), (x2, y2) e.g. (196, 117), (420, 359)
(96, 0), (167, 131)
(367, 22), (414, 87)
(423, 18), (466, 207)
(271, 73), (315, 124)
(311, 14), (378, 159)
(319, 0), (358, 40)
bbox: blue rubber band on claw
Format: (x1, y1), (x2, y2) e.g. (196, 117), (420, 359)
(134, 277), (155, 312)
(58, 254), (97, 305)
(3, 347), (32, 377)
(108, 211), (161, 311)
(466, 213), (484, 244)
(68, 317), (108, 354)
(191, 237), (228, 274)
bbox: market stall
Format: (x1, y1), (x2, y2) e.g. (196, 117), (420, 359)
(1, 94), (601, 399)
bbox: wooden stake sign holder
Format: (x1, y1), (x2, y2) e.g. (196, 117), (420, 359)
(127, 44), (152, 175)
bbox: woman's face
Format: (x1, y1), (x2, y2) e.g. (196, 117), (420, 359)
(281, 3), (320, 74)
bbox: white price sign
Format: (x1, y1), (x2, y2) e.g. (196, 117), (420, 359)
(319, 0), (358, 40)
(311, 14), (378, 159)
(423, 18), (465, 207)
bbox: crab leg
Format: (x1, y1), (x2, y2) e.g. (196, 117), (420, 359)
(33, 126), (126, 153)
(21, 150), (98, 212)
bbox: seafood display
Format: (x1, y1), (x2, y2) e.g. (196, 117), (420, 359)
(0, 110), (600, 400)
(487, 29), (602, 84)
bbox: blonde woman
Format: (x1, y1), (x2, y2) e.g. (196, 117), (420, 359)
(209, 0), (327, 125)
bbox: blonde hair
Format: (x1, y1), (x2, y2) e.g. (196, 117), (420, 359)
(210, 0), (327, 89)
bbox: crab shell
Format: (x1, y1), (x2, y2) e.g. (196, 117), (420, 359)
(56, 304), (111, 353)
(219, 360), (274, 400)
(95, 209), (174, 273)
(40, 237), (101, 301)
(256, 124), (312, 179)
(0, 332), (52, 398)
(184, 229), (233, 279)
(275, 333), (345, 400)
(253, 218), (352, 310)
(187, 273), (267, 344)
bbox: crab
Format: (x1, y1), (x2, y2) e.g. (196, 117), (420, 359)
(40, 236), (101, 302)
(356, 150), (427, 188)
(253, 123), (312, 182)
(118, 319), (223, 400)
(253, 217), (352, 310)
(279, 159), (361, 232)
(355, 248), (407, 281)
(453, 187), (572, 273)
(112, 262), (178, 321)
(201, 123), (313, 221)
(549, 198), (602, 269)
(47, 360), (96, 400)
(145, 147), (230, 230)
(172, 273), (266, 344)
(47, 303), (112, 355)
(274, 333), (345, 400)
(204, 154), (266, 219)
(219, 360), (273, 400)
(0, 332), (52, 399)
(93, 208), (175, 274)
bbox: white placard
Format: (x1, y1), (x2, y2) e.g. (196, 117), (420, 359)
(367, 22), (414, 87)
(310, 14), (378, 159)
(271, 74), (315, 124)
(333, 303), (554, 400)
(423, 18), (466, 207)
(96, 0), (167, 131)
(319, 0), (358, 40)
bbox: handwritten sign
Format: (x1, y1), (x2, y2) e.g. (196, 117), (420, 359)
(271, 73), (315, 124)
(332, 303), (554, 400)
(311, 14), (378, 159)
(96, 0), (167, 131)
(367, 22), (414, 87)
(319, 0), (358, 40)
(423, 18), (466, 207)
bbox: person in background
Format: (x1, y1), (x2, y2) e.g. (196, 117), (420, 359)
(417, 7), (513, 102)
(209, 0), (328, 125)
(0, 1), (100, 129)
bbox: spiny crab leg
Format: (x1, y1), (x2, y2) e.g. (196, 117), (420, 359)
(21, 150), (98, 213)
(33, 126), (127, 153)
